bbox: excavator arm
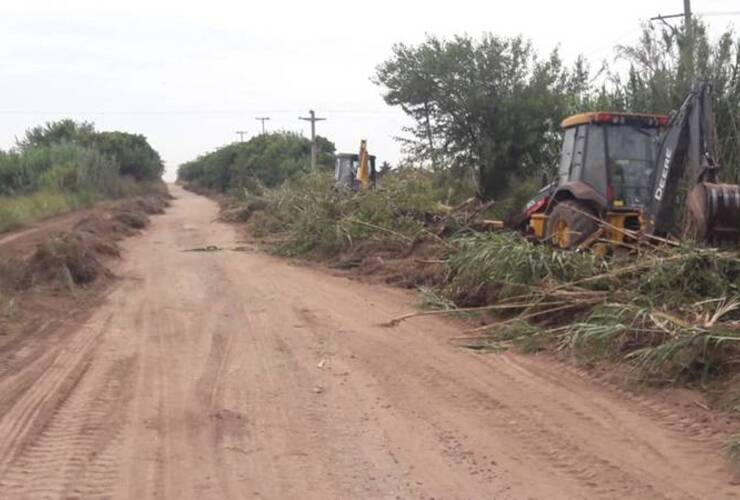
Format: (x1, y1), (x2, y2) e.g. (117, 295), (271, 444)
(644, 81), (740, 242)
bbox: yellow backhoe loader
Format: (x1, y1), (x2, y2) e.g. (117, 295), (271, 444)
(513, 81), (740, 250)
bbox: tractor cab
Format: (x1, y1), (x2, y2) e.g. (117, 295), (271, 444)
(527, 112), (668, 249)
(335, 152), (377, 190)
(557, 112), (667, 210)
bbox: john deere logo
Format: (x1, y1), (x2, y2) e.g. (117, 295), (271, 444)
(654, 147), (672, 201)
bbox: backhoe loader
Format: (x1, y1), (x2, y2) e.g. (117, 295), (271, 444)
(517, 80), (740, 250)
(335, 140), (377, 190)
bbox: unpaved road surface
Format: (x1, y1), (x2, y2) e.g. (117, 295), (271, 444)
(0, 185), (736, 499)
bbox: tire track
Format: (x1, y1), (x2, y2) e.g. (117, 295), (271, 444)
(0, 314), (113, 482)
(0, 353), (135, 498)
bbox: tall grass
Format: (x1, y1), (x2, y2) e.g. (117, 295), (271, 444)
(0, 191), (81, 233)
(0, 179), (165, 234)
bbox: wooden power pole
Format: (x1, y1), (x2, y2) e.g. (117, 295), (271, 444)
(255, 117), (270, 134)
(236, 130), (248, 142)
(683, 0), (692, 28)
(650, 0), (692, 30)
(299, 110), (326, 170)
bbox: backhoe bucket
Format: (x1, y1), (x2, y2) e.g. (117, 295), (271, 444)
(686, 182), (740, 244)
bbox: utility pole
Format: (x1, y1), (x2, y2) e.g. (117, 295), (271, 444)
(651, 1), (693, 73)
(650, 0), (692, 31)
(236, 130), (248, 142)
(255, 116), (270, 134)
(298, 110), (326, 170)
(684, 0), (692, 37)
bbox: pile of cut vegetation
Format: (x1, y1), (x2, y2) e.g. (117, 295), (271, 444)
(2, 195), (168, 293)
(391, 231), (740, 385)
(226, 168), (470, 287)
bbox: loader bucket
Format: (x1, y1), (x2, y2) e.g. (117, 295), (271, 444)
(686, 182), (740, 244)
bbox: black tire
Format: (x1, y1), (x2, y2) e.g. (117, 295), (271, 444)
(545, 200), (598, 249)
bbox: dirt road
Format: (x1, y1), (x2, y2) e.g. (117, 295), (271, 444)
(0, 185), (736, 499)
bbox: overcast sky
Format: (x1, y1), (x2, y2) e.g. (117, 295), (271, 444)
(0, 1), (738, 180)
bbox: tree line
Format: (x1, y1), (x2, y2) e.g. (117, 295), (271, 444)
(374, 18), (740, 199)
(177, 132), (335, 194)
(0, 119), (164, 197)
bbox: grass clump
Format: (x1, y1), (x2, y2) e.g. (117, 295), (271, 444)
(0, 191), (81, 233)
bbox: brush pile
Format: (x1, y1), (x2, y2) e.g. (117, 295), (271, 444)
(242, 170), (450, 256)
(417, 231), (740, 383)
(2, 195), (169, 292)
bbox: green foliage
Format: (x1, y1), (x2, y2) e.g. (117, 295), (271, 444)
(16, 119), (96, 152)
(447, 231), (602, 299)
(375, 34), (591, 198)
(441, 232), (740, 382)
(563, 297), (740, 383)
(0, 119), (164, 232)
(0, 120), (163, 197)
(89, 131), (164, 181)
(177, 132), (335, 193)
(0, 191), (80, 233)
(249, 168), (445, 257)
(635, 246), (740, 308)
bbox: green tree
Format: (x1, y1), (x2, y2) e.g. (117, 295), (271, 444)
(16, 119), (96, 151)
(375, 34), (588, 198)
(595, 19), (740, 182)
(91, 131), (164, 181)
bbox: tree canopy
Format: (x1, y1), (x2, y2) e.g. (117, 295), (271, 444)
(0, 119), (164, 196)
(177, 132), (336, 193)
(375, 34), (588, 198)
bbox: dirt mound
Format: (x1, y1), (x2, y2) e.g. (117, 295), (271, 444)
(22, 232), (112, 289)
(113, 211), (149, 229)
(2, 194), (168, 293)
(0, 193), (169, 345)
(116, 196), (169, 215)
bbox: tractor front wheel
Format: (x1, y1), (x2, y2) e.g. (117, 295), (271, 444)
(545, 200), (598, 250)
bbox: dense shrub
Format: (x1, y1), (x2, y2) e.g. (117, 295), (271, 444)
(0, 119), (165, 232)
(177, 132), (335, 193)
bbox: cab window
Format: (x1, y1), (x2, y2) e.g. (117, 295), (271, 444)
(558, 128), (576, 182)
(583, 124), (607, 195)
(570, 125), (587, 181)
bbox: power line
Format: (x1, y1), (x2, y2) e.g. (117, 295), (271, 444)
(255, 116), (270, 134)
(0, 109), (399, 116)
(298, 110), (326, 170)
(236, 130), (248, 142)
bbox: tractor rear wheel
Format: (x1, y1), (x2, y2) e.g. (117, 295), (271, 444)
(545, 200), (598, 249)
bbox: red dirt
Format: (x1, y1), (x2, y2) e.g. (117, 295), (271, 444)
(0, 185), (737, 498)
